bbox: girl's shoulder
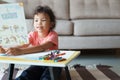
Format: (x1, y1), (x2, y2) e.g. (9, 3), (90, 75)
(49, 31), (58, 35)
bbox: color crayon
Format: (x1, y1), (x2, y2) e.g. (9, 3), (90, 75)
(56, 53), (65, 56)
(54, 58), (66, 62)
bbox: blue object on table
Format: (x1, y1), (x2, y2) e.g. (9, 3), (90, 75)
(0, 53), (8, 56)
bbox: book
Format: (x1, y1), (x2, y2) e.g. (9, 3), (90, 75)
(0, 3), (28, 47)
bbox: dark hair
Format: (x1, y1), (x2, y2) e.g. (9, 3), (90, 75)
(33, 5), (56, 30)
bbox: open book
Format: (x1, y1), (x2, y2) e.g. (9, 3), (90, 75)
(0, 3), (28, 47)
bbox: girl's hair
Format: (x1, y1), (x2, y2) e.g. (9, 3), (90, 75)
(33, 5), (56, 30)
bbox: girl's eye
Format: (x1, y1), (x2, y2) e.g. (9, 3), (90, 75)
(35, 19), (38, 22)
(34, 19), (47, 22)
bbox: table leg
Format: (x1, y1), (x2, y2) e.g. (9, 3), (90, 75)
(49, 67), (59, 80)
(65, 66), (71, 80)
(49, 67), (55, 80)
(49, 66), (71, 80)
(8, 64), (15, 80)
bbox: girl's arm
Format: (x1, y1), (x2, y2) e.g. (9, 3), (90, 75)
(6, 41), (54, 55)
(13, 43), (30, 48)
(0, 44), (30, 54)
(20, 41), (54, 54)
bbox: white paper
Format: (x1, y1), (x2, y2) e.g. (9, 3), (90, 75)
(0, 3), (28, 47)
(0, 51), (75, 60)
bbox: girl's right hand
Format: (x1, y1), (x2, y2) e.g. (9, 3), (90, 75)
(0, 46), (6, 53)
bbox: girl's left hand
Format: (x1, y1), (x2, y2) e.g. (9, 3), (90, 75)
(0, 46), (6, 53)
(6, 47), (23, 55)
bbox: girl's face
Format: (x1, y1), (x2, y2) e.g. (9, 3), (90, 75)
(34, 13), (52, 35)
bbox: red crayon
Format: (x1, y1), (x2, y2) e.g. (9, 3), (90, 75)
(56, 53), (66, 56)
(57, 58), (66, 62)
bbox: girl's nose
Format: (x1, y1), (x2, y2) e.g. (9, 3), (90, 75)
(38, 21), (42, 25)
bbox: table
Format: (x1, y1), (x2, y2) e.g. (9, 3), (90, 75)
(0, 50), (80, 80)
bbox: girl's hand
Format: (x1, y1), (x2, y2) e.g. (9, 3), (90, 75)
(6, 47), (23, 55)
(0, 46), (6, 53)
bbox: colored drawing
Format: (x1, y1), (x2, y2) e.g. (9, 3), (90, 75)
(0, 3), (28, 47)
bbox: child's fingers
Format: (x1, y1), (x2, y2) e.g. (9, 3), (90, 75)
(0, 47), (6, 53)
(5, 48), (18, 55)
(5, 48), (13, 54)
(5, 50), (13, 55)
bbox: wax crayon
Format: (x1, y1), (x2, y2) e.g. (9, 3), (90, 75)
(54, 57), (62, 60)
(57, 58), (66, 62)
(54, 58), (66, 62)
(39, 56), (44, 60)
(56, 53), (65, 56)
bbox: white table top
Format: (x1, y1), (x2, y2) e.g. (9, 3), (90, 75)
(0, 50), (80, 67)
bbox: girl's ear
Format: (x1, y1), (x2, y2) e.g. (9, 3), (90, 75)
(50, 22), (54, 29)
(51, 22), (54, 26)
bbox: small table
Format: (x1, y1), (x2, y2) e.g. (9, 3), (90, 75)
(0, 50), (80, 80)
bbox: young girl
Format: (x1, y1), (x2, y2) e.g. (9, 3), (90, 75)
(0, 5), (61, 80)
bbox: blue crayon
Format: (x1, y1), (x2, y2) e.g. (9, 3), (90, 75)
(54, 57), (63, 62)
(54, 57), (62, 60)
(39, 56), (44, 60)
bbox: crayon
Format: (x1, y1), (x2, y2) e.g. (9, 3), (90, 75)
(56, 53), (65, 56)
(39, 56), (44, 60)
(54, 58), (66, 62)
(54, 57), (62, 60)
(58, 58), (66, 62)
(52, 50), (60, 54)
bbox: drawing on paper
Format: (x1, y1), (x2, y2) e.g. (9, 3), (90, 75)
(0, 3), (28, 47)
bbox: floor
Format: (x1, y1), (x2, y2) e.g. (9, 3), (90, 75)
(68, 49), (120, 75)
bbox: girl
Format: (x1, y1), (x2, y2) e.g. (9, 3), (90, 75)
(0, 5), (61, 80)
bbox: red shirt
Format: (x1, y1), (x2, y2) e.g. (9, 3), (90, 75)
(28, 31), (58, 50)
